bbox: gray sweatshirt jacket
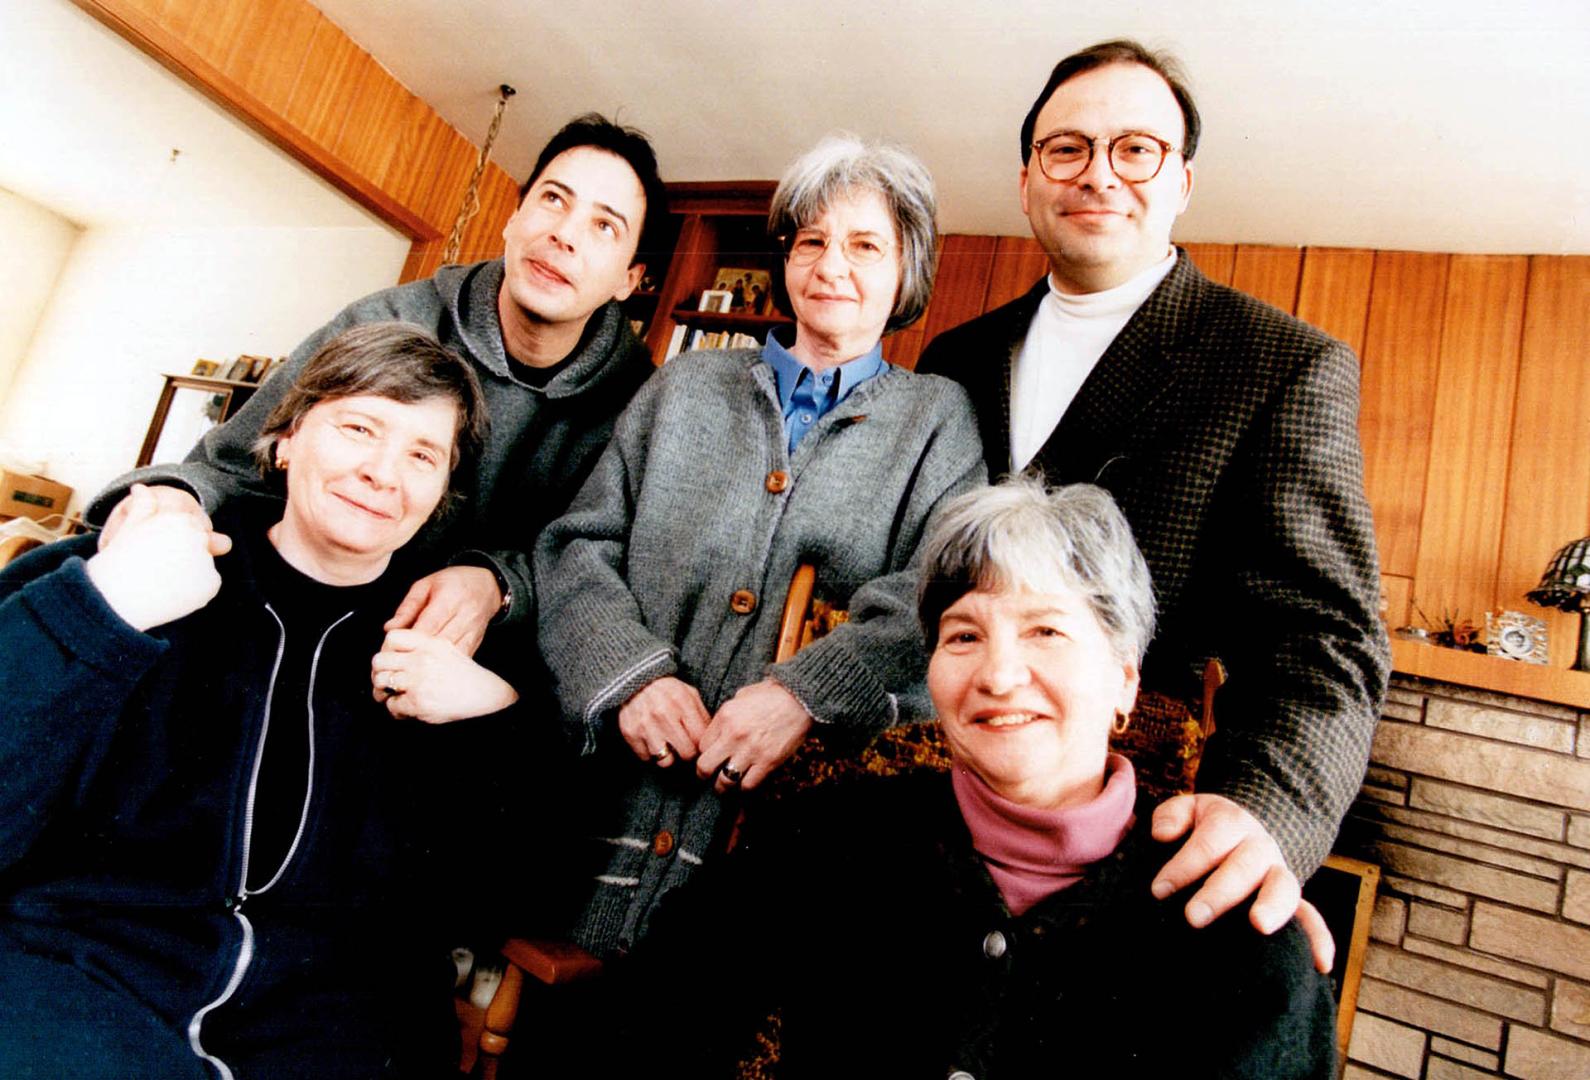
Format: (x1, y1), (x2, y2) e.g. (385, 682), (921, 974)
(90, 259), (655, 629)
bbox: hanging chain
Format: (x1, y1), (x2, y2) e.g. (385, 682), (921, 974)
(442, 84), (516, 266)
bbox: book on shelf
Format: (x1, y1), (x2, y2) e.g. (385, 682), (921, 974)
(664, 322), (690, 362)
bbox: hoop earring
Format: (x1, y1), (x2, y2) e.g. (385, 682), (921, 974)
(1111, 709), (1132, 736)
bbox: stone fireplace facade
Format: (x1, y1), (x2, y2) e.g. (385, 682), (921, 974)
(1335, 674), (1590, 1079)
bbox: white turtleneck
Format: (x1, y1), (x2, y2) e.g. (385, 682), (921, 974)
(1008, 251), (1177, 473)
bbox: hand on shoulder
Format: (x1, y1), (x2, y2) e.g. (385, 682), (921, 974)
(383, 565), (503, 657)
(1150, 792), (1334, 972)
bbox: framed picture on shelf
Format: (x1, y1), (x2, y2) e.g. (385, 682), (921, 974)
(222, 358), (253, 382)
(190, 359), (220, 377)
(1485, 610), (1549, 665)
(698, 289), (734, 313)
(712, 267), (772, 315)
(238, 354), (273, 383)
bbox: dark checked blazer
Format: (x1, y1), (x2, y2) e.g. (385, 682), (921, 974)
(917, 249), (1390, 875)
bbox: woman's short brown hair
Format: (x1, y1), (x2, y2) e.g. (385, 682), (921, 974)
(252, 322), (489, 518)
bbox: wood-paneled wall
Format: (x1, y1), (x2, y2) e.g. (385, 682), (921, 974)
(74, 0), (521, 283)
(904, 239), (1590, 670)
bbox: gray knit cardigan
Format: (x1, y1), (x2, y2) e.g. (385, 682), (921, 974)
(535, 348), (985, 953)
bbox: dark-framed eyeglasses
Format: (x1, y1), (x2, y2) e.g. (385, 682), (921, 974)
(1030, 130), (1182, 184)
(780, 229), (895, 268)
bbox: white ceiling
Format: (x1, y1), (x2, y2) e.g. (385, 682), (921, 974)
(0, 0), (394, 231)
(2, 1), (1584, 255)
(312, 0), (1590, 254)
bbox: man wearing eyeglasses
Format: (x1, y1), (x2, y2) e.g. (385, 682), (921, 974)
(918, 40), (1388, 964)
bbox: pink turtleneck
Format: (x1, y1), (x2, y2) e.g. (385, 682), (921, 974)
(952, 753), (1137, 916)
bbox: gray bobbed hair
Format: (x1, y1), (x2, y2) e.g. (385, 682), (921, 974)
(917, 475), (1157, 666)
(766, 133), (939, 334)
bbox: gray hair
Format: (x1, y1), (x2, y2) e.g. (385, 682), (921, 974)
(766, 133), (939, 333)
(917, 475), (1156, 666)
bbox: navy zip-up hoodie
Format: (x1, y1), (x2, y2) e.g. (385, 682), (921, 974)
(0, 503), (466, 1077)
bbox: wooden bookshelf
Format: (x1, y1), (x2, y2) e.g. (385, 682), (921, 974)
(640, 181), (780, 365)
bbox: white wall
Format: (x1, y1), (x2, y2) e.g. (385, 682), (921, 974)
(0, 223), (409, 509)
(0, 187), (79, 423)
(0, 0), (416, 513)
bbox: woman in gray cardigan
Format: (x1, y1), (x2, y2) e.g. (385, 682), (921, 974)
(535, 134), (985, 956)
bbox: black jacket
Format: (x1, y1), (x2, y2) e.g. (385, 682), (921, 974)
(621, 773), (1336, 1079)
(0, 505), (473, 1077)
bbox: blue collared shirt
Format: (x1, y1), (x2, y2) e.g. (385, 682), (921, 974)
(761, 326), (887, 454)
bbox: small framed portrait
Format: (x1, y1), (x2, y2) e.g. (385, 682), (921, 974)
(697, 289), (734, 313)
(239, 354), (274, 383)
(222, 358), (253, 382)
(190, 359), (220, 377)
(713, 266), (772, 315)
(1486, 610), (1549, 665)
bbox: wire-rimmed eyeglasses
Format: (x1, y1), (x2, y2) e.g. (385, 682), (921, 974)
(1030, 130), (1183, 184)
(780, 229), (895, 267)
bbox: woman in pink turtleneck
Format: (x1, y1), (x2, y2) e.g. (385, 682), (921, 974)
(613, 476), (1336, 1079)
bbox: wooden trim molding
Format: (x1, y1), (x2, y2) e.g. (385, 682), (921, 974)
(72, 0), (527, 279)
(74, 0), (439, 240)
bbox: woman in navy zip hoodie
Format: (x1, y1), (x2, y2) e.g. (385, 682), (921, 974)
(0, 324), (510, 1079)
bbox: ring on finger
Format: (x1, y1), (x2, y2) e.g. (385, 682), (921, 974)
(719, 762), (744, 785)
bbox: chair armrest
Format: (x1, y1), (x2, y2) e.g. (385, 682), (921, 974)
(499, 937), (603, 986)
(474, 938), (604, 1078)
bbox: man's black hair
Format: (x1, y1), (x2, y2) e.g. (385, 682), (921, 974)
(1019, 40), (1202, 166)
(519, 113), (668, 270)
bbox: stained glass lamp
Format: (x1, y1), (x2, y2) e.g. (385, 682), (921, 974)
(1526, 536), (1590, 672)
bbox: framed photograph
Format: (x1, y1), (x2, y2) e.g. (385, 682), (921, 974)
(697, 289), (734, 313)
(222, 358), (253, 382)
(1486, 610), (1549, 665)
(713, 266), (772, 315)
(190, 359), (220, 377)
(240, 354), (274, 383)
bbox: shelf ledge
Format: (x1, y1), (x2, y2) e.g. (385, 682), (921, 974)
(1389, 637), (1590, 709)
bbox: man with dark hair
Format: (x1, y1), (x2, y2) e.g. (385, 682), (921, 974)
(90, 112), (665, 653)
(918, 40), (1388, 951)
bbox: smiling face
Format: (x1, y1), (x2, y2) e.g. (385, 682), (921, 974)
(928, 584), (1139, 809)
(271, 393), (459, 584)
(1020, 62), (1194, 294)
(785, 187), (902, 368)
(499, 145), (647, 331)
